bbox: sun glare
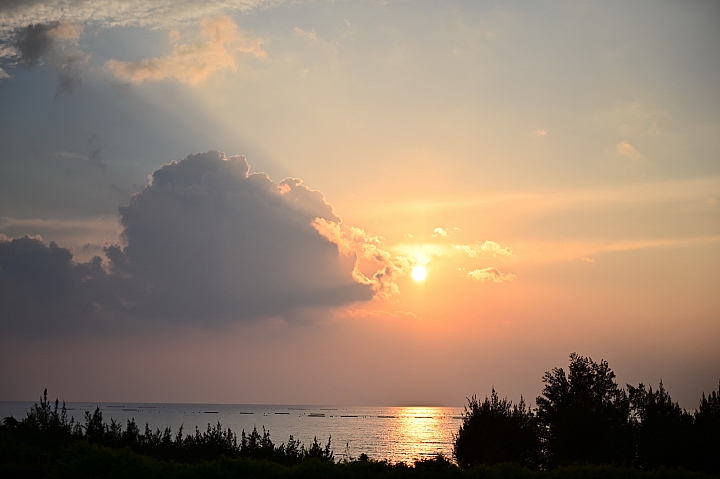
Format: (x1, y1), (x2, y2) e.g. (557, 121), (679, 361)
(411, 266), (427, 282)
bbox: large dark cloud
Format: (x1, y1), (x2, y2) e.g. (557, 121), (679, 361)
(0, 151), (372, 335)
(0, 235), (115, 334)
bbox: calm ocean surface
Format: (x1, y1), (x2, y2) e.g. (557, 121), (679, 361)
(0, 401), (464, 464)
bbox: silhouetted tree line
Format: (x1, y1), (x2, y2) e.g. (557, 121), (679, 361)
(0, 390), (332, 476)
(454, 353), (720, 476)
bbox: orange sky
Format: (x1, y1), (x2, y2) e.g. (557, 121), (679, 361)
(0, 0), (718, 408)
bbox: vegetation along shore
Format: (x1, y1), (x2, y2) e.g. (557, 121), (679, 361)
(2, 354), (718, 478)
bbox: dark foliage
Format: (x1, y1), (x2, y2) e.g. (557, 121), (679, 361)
(693, 381), (720, 476)
(629, 382), (694, 471)
(536, 353), (634, 467)
(454, 390), (541, 468)
(0, 389), (333, 478)
(454, 354), (719, 477)
(3, 364), (720, 478)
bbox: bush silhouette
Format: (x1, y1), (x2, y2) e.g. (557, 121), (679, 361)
(453, 389), (540, 468)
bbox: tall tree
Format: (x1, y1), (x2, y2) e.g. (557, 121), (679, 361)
(536, 353), (633, 466)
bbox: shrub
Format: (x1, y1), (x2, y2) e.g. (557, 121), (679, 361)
(454, 390), (540, 469)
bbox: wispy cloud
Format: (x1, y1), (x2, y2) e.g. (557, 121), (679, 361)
(0, 0), (278, 37)
(338, 308), (421, 321)
(465, 267), (516, 282)
(106, 17), (264, 85)
(11, 21), (82, 66)
(454, 240), (512, 258)
(616, 140), (646, 162)
(367, 177), (720, 217)
(431, 227), (460, 237)
(3, 20), (87, 94)
(513, 235), (720, 264)
(294, 27), (319, 43)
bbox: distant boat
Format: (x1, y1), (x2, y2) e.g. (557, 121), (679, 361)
(237, 412), (253, 415)
(204, 411), (219, 414)
(275, 412), (290, 415)
(377, 415), (395, 418)
(340, 415), (358, 418)
(308, 413), (325, 417)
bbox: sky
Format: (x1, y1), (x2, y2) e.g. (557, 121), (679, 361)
(0, 0), (718, 408)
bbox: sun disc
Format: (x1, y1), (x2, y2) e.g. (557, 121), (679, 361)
(411, 266), (427, 282)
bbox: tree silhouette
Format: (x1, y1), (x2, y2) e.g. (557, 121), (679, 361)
(453, 389), (540, 468)
(536, 353), (633, 466)
(628, 381), (693, 470)
(693, 380), (720, 475)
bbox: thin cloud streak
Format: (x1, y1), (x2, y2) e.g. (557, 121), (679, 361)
(362, 177), (720, 216)
(514, 235), (720, 264)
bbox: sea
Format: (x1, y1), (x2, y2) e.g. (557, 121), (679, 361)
(0, 401), (464, 464)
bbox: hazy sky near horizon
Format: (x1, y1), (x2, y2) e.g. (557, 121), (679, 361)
(1, 0), (719, 408)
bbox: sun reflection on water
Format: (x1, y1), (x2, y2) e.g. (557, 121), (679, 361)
(383, 407), (458, 464)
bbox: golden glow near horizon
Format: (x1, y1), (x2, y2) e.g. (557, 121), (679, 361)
(411, 266), (427, 282)
(384, 407), (459, 463)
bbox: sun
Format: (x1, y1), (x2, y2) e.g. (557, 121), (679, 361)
(411, 265), (427, 282)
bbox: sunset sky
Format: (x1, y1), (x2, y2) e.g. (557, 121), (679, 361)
(1, 0), (718, 408)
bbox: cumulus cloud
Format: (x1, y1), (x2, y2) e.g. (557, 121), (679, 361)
(454, 240), (512, 258)
(0, 235), (115, 334)
(465, 267), (516, 282)
(432, 227), (448, 237)
(106, 16), (264, 84)
(0, 151), (375, 335)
